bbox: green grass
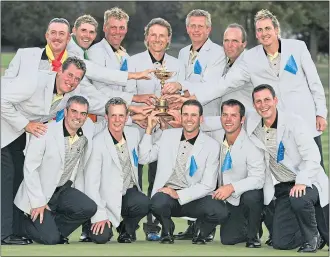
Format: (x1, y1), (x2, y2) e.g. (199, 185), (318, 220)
(0, 53), (329, 256)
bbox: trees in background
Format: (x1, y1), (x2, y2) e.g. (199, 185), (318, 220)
(1, 1), (328, 59)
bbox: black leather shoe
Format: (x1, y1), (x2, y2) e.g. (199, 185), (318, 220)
(79, 232), (92, 242)
(1, 235), (29, 245)
(246, 237), (261, 248)
(117, 232), (133, 243)
(265, 237), (273, 247)
(174, 222), (194, 240)
(297, 235), (320, 253)
(58, 236), (69, 244)
(160, 233), (174, 244)
(318, 236), (326, 250)
(21, 237), (33, 244)
(205, 228), (216, 242)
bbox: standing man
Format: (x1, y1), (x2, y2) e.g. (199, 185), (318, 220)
(176, 9), (327, 168)
(214, 99), (267, 248)
(126, 17), (185, 241)
(14, 96), (100, 245)
(84, 98), (150, 244)
(88, 7), (156, 108)
(139, 100), (228, 244)
(163, 9), (226, 117)
(1, 54), (85, 245)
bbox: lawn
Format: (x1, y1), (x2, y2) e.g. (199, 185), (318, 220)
(0, 52), (329, 256)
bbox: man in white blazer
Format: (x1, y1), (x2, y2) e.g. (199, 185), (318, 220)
(84, 97), (149, 244)
(162, 9), (226, 117)
(139, 100), (228, 244)
(181, 9), (327, 169)
(247, 84), (329, 252)
(14, 96), (105, 245)
(126, 17), (185, 241)
(213, 99), (266, 248)
(87, 7), (157, 112)
(1, 55), (87, 245)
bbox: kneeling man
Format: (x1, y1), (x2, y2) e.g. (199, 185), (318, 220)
(14, 96), (100, 245)
(139, 100), (228, 244)
(85, 97), (149, 244)
(213, 99), (267, 248)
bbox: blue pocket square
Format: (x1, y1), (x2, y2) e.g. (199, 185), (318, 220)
(277, 141), (285, 163)
(55, 109), (64, 122)
(189, 156), (198, 177)
(284, 55), (298, 75)
(120, 59), (128, 71)
(132, 148), (138, 167)
(221, 151), (232, 172)
(194, 60), (202, 75)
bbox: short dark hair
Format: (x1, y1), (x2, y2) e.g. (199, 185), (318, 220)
(221, 99), (245, 119)
(181, 99), (203, 116)
(105, 97), (129, 115)
(252, 84), (276, 102)
(62, 56), (87, 79)
(66, 95), (89, 112)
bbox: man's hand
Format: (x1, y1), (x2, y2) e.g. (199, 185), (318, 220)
(158, 187), (179, 199)
(163, 94), (189, 104)
(167, 109), (182, 128)
(91, 220), (111, 235)
(146, 110), (161, 135)
(128, 69), (155, 80)
(290, 184), (306, 198)
(129, 105), (154, 115)
(162, 82), (182, 94)
(159, 117), (169, 130)
(316, 116), (327, 132)
(30, 205), (51, 224)
(25, 122), (47, 138)
(132, 94), (157, 105)
(212, 184), (235, 200)
(134, 119), (148, 129)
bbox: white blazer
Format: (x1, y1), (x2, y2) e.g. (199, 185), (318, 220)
(178, 38), (227, 116)
(87, 39), (133, 104)
(14, 118), (105, 214)
(139, 128), (220, 205)
(193, 39), (327, 136)
(218, 128), (268, 205)
(84, 126), (143, 227)
(67, 37), (128, 86)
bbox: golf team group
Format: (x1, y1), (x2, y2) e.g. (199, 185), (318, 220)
(1, 6), (329, 254)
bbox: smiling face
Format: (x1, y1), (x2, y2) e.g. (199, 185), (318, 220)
(255, 18), (279, 48)
(56, 64), (84, 95)
(106, 104), (128, 134)
(145, 24), (170, 54)
(64, 102), (88, 133)
(186, 16), (211, 46)
(72, 22), (97, 49)
(253, 88), (278, 121)
(104, 17), (128, 49)
(221, 105), (244, 135)
(181, 105), (203, 133)
(45, 22), (71, 54)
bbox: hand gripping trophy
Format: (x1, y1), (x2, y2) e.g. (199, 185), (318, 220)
(153, 62), (176, 119)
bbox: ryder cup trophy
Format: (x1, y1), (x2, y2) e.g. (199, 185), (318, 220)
(153, 63), (176, 118)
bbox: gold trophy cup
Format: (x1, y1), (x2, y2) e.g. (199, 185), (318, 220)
(153, 69), (176, 118)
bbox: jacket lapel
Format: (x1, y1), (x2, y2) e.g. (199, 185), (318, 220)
(185, 131), (204, 171)
(101, 38), (119, 69)
(245, 112), (266, 151)
(171, 129), (183, 169)
(54, 120), (65, 164)
(124, 127), (140, 188)
(104, 130), (121, 169)
(229, 129), (245, 163)
(256, 45), (276, 78)
(81, 120), (94, 166)
(195, 38), (212, 76)
(278, 39), (290, 78)
(276, 110), (286, 148)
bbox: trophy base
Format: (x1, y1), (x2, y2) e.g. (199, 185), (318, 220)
(155, 112), (174, 121)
